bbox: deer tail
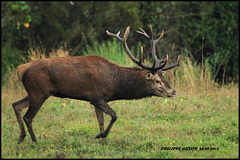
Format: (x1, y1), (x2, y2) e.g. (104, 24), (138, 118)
(17, 63), (32, 82)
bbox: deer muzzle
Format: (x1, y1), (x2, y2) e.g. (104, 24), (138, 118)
(168, 89), (177, 98)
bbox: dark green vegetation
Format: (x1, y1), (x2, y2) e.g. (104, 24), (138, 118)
(1, 1), (239, 83)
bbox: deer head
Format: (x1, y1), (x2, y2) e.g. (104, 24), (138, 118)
(106, 25), (181, 98)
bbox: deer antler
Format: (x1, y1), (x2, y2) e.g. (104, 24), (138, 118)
(106, 26), (181, 72)
(107, 27), (154, 70)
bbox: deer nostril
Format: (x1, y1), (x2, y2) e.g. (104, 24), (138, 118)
(173, 90), (177, 96)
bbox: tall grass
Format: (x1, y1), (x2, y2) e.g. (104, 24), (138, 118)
(28, 46), (70, 61)
(1, 40), (238, 158)
(166, 56), (215, 92)
(82, 39), (135, 67)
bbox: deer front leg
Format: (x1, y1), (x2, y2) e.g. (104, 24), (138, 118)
(94, 106), (104, 133)
(91, 100), (117, 139)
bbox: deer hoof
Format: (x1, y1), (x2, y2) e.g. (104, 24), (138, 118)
(95, 133), (107, 139)
(18, 133), (26, 144)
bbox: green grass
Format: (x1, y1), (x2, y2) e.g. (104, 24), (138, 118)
(82, 39), (136, 67)
(1, 92), (238, 158)
(1, 40), (239, 158)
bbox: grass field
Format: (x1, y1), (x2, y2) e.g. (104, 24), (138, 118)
(1, 40), (239, 158)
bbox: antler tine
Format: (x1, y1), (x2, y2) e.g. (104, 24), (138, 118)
(150, 25), (164, 41)
(162, 55), (181, 71)
(139, 45), (144, 64)
(122, 26), (138, 63)
(156, 30), (164, 42)
(150, 24), (153, 39)
(152, 30), (164, 53)
(136, 27), (150, 39)
(106, 30), (123, 44)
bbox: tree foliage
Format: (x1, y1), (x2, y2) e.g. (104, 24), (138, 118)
(1, 1), (239, 83)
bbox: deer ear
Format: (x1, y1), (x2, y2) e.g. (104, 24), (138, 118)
(145, 72), (153, 80)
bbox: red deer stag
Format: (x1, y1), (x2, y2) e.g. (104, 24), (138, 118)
(12, 26), (181, 144)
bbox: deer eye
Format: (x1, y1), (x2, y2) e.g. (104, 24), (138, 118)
(155, 79), (163, 85)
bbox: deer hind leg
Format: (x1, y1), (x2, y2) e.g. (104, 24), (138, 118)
(91, 100), (117, 139)
(23, 95), (49, 143)
(12, 95), (30, 144)
(94, 106), (104, 133)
